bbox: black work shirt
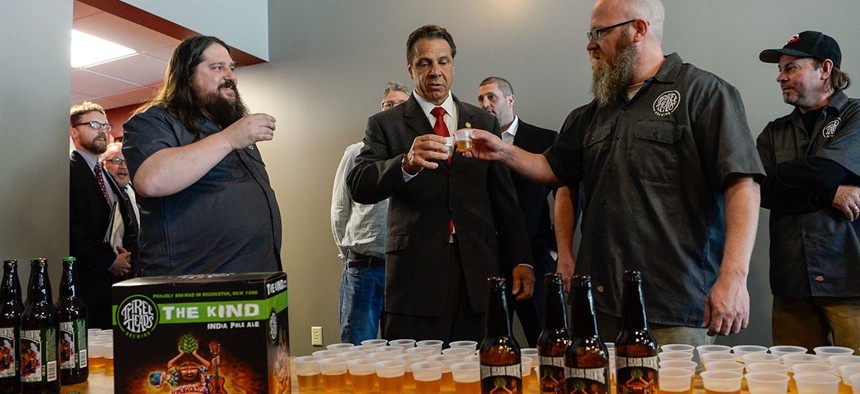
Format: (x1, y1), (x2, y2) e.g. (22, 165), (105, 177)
(757, 90), (860, 297)
(544, 53), (764, 327)
(123, 106), (283, 276)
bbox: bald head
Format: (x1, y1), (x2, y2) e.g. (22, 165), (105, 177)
(593, 0), (664, 43)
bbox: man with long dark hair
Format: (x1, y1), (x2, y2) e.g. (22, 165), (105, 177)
(123, 36), (282, 275)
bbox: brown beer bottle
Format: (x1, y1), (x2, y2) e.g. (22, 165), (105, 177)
(615, 270), (658, 394)
(565, 275), (610, 393)
(536, 273), (568, 393)
(0, 260), (24, 393)
(20, 258), (60, 393)
(479, 277), (522, 393)
(55, 257), (88, 385)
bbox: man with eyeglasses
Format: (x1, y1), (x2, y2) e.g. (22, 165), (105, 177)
(330, 81), (409, 344)
(467, 0), (764, 347)
(69, 101), (138, 328)
(101, 142), (140, 226)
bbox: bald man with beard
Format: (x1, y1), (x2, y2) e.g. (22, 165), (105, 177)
(468, 0), (764, 347)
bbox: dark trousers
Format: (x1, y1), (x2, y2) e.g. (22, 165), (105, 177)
(382, 241), (484, 344)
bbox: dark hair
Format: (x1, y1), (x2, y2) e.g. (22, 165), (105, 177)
(479, 76), (514, 97)
(70, 101), (106, 126)
(812, 58), (852, 91)
(406, 25), (456, 65)
(138, 35), (231, 139)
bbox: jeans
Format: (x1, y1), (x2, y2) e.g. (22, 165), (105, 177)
(339, 264), (385, 345)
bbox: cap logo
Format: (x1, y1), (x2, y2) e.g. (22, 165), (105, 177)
(822, 118), (840, 139)
(653, 90), (681, 117)
(787, 34), (800, 44)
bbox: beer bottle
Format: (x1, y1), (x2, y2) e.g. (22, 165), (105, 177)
(536, 273), (568, 393)
(55, 257), (88, 385)
(615, 270), (658, 394)
(565, 275), (610, 393)
(0, 260), (24, 393)
(479, 277), (522, 393)
(20, 258), (60, 393)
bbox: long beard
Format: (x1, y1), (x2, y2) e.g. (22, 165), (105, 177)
(195, 80), (249, 128)
(591, 34), (637, 108)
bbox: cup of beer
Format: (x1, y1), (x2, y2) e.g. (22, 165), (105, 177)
(744, 371), (790, 394)
(454, 128), (473, 152)
(794, 372), (840, 394)
(451, 361), (480, 394)
(658, 367), (694, 393)
(700, 370), (743, 394)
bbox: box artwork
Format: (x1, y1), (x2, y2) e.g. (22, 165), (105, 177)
(112, 272), (290, 394)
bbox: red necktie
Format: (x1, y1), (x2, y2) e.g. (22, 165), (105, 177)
(430, 107), (455, 235)
(94, 162), (111, 207)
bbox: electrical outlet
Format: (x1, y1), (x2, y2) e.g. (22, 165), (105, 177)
(311, 326), (323, 346)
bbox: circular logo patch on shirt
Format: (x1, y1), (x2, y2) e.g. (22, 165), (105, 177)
(653, 90), (681, 117)
(822, 118), (841, 139)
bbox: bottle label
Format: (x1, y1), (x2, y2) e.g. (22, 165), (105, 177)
(20, 328), (58, 383)
(0, 326), (16, 378)
(616, 356), (658, 393)
(538, 355), (565, 391)
(564, 366), (608, 393)
(481, 363), (523, 393)
(60, 319), (88, 369)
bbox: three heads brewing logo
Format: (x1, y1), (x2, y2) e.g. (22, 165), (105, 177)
(653, 90), (681, 117)
(116, 295), (160, 338)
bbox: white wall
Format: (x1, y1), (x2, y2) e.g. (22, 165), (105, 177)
(121, 0), (269, 60)
(0, 0), (73, 286)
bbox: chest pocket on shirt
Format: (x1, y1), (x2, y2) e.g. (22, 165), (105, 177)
(631, 121), (683, 183)
(583, 125), (614, 177)
(203, 152), (248, 182)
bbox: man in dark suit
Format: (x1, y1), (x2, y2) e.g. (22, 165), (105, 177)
(69, 102), (138, 328)
(347, 25), (534, 343)
(477, 76), (572, 346)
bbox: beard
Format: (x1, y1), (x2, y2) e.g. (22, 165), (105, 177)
(591, 33), (637, 108)
(81, 135), (107, 155)
(195, 80), (249, 128)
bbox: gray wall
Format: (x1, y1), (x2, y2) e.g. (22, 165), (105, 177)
(3, 0), (859, 358)
(0, 1), (72, 289)
(250, 0), (860, 356)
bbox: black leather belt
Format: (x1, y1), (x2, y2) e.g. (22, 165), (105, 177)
(347, 251), (385, 269)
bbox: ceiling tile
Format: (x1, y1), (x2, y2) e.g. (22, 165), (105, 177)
(71, 68), (142, 97)
(73, 2), (101, 20)
(74, 12), (179, 54)
(85, 53), (167, 86)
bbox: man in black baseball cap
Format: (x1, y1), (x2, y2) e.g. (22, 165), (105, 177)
(756, 30), (860, 351)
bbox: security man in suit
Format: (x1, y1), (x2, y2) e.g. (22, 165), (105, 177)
(477, 76), (573, 346)
(347, 25), (534, 343)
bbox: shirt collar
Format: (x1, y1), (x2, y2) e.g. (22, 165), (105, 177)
(502, 116), (519, 144)
(75, 149), (101, 171)
(649, 52), (683, 84)
(413, 90), (456, 119)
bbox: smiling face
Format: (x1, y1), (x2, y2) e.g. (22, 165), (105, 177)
(777, 55), (831, 112)
(70, 110), (109, 155)
(408, 38), (454, 105)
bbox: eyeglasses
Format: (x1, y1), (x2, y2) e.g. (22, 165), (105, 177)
(382, 100), (407, 110)
(586, 19), (637, 42)
(102, 158), (126, 165)
(73, 120), (112, 132)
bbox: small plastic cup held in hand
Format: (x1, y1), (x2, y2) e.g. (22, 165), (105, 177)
(454, 128), (474, 153)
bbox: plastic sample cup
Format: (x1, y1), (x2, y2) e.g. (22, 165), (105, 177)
(318, 358), (349, 393)
(742, 352), (781, 366)
(375, 360), (406, 394)
(732, 345), (769, 362)
(662, 343), (696, 353)
(744, 371), (790, 394)
(794, 372), (840, 394)
(659, 359), (697, 374)
(746, 362), (788, 374)
(349, 358), (378, 393)
(793, 362), (835, 375)
(768, 345), (807, 358)
(395, 353), (425, 389)
(658, 367), (695, 393)
(700, 370), (743, 394)
(389, 338), (417, 350)
(326, 342), (355, 352)
(449, 340), (478, 352)
(416, 340), (444, 355)
(454, 129), (474, 152)
(442, 347), (474, 359)
(361, 338), (389, 348)
(659, 350), (694, 362)
(697, 344), (732, 356)
(521, 356), (535, 393)
(451, 361), (480, 394)
(427, 354), (459, 392)
(814, 346), (856, 359)
(406, 346), (437, 359)
(294, 356), (322, 391)
(700, 351), (740, 370)
(705, 360), (745, 374)
(412, 361), (443, 394)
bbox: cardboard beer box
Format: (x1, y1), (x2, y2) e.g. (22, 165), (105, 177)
(112, 272), (290, 393)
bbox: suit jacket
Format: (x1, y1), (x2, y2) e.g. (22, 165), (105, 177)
(347, 94), (532, 317)
(511, 120), (559, 266)
(69, 150), (138, 327)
